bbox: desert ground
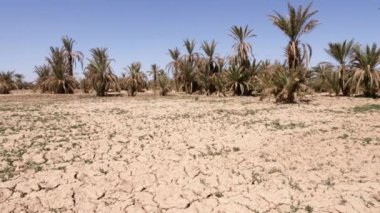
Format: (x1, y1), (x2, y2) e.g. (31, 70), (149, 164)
(0, 91), (379, 213)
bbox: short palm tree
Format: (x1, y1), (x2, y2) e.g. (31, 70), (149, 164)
(124, 62), (147, 96)
(157, 70), (171, 96)
(270, 3), (318, 69)
(13, 73), (25, 89)
(326, 40), (355, 96)
(62, 36), (83, 77)
(258, 65), (309, 103)
(0, 71), (17, 94)
(210, 57), (227, 97)
(229, 25), (255, 69)
(225, 64), (252, 96)
(310, 62), (339, 94)
(34, 65), (51, 92)
(351, 43), (380, 97)
(85, 48), (118, 96)
(178, 60), (197, 94)
(38, 47), (76, 94)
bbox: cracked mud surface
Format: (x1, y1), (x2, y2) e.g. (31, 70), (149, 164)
(0, 93), (379, 212)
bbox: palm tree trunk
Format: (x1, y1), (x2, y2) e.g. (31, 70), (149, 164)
(338, 66), (344, 96)
(68, 55), (74, 77)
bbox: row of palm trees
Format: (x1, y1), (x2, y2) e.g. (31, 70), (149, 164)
(1, 3), (379, 102)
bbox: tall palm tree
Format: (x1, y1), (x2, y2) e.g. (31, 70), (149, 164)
(85, 48), (118, 96)
(229, 25), (255, 69)
(62, 36), (84, 77)
(183, 39), (197, 62)
(351, 43), (380, 97)
(168, 47), (181, 91)
(201, 40), (218, 73)
(326, 40), (355, 96)
(270, 3), (318, 69)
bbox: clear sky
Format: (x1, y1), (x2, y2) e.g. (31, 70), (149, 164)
(0, 0), (379, 81)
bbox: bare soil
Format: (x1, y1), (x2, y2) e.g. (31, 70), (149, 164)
(0, 91), (379, 212)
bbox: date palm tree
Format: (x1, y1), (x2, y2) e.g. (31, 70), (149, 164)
(168, 47), (181, 91)
(62, 36), (83, 77)
(310, 62), (339, 94)
(229, 25), (255, 69)
(0, 71), (17, 94)
(266, 3), (318, 103)
(200, 40), (218, 94)
(178, 60), (197, 94)
(85, 48), (118, 96)
(38, 47), (76, 94)
(148, 64), (162, 95)
(225, 64), (252, 96)
(326, 40), (355, 96)
(34, 65), (51, 92)
(351, 43), (380, 97)
(201, 40), (218, 73)
(157, 70), (171, 96)
(270, 3), (318, 69)
(124, 62), (147, 96)
(183, 39), (197, 63)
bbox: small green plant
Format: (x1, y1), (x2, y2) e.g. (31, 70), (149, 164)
(323, 177), (335, 187)
(268, 167), (282, 174)
(362, 137), (372, 145)
(338, 133), (349, 139)
(353, 104), (380, 113)
(305, 205), (313, 213)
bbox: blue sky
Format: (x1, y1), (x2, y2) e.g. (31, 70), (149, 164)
(0, 0), (379, 81)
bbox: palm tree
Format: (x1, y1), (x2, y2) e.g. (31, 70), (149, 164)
(157, 70), (171, 96)
(62, 36), (83, 77)
(167, 47), (181, 91)
(258, 64), (309, 102)
(200, 40), (219, 94)
(225, 64), (252, 96)
(38, 47), (76, 94)
(229, 25), (255, 69)
(270, 3), (318, 69)
(124, 62), (147, 96)
(0, 71), (17, 94)
(178, 60), (197, 94)
(183, 39), (197, 63)
(148, 64), (162, 95)
(85, 48), (118, 96)
(14, 73), (25, 89)
(326, 40), (355, 96)
(351, 43), (380, 97)
(201, 40), (218, 72)
(34, 65), (51, 92)
(310, 62), (339, 94)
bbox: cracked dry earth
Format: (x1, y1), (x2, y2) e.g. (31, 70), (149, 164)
(0, 93), (379, 213)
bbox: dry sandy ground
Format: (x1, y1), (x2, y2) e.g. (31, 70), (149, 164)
(0, 92), (379, 213)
